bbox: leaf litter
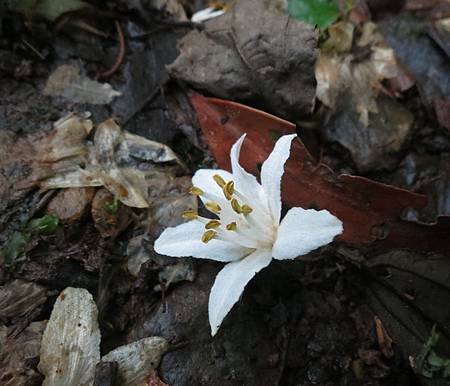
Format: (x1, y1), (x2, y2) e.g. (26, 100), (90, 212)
(34, 113), (183, 208)
(1, 0), (450, 385)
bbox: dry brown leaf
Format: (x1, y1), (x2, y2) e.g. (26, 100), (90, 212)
(101, 337), (169, 386)
(38, 116), (182, 208)
(315, 22), (400, 126)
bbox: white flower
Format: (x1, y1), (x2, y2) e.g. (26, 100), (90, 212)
(154, 134), (343, 336)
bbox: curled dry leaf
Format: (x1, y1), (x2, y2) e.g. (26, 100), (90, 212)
(190, 93), (450, 255)
(37, 116), (182, 208)
(101, 337), (169, 386)
(316, 22), (401, 126)
(38, 287), (101, 386)
(39, 112), (93, 164)
(44, 64), (122, 105)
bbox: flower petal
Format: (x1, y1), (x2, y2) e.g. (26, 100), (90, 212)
(230, 135), (267, 209)
(154, 221), (252, 262)
(208, 249), (272, 336)
(272, 207), (343, 260)
(192, 169), (233, 198)
(260, 134), (297, 223)
(192, 168), (236, 224)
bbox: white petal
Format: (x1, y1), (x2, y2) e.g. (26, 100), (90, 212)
(208, 249), (272, 336)
(192, 169), (233, 197)
(230, 135), (268, 209)
(261, 134), (297, 223)
(191, 7), (225, 23)
(191, 169), (236, 224)
(272, 207), (343, 260)
(154, 221), (252, 262)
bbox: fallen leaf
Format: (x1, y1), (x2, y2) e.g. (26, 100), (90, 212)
(366, 251), (450, 385)
(168, 0), (318, 121)
(379, 14), (450, 108)
(154, 260), (196, 292)
(316, 22), (401, 126)
(374, 316), (394, 358)
(38, 116), (183, 208)
(190, 93), (450, 255)
(101, 337), (169, 386)
(44, 64), (122, 105)
(38, 287), (101, 386)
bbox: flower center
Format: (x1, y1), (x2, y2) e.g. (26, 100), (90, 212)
(183, 175), (276, 250)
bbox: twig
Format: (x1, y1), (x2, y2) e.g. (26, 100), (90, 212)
(21, 39), (45, 60)
(97, 20), (126, 80)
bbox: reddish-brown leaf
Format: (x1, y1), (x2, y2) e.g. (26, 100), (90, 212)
(190, 93), (450, 255)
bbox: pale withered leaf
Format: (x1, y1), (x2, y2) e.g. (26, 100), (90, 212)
(44, 65), (122, 105)
(38, 287), (101, 386)
(101, 337), (169, 386)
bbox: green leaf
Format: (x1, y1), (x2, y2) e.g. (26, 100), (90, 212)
(288, 0), (339, 30)
(2, 231), (29, 266)
(29, 214), (59, 235)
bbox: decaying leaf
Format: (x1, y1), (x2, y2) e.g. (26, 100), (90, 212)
(190, 93), (450, 255)
(168, 0), (318, 120)
(101, 337), (169, 386)
(0, 280), (48, 325)
(37, 116), (183, 208)
(44, 64), (122, 105)
(38, 287), (101, 386)
(366, 251), (450, 384)
(0, 321), (47, 386)
(316, 22), (401, 126)
(38, 112), (93, 164)
(154, 260), (196, 291)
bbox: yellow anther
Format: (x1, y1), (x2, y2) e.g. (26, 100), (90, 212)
(223, 181), (235, 200)
(189, 187), (204, 196)
(231, 198), (242, 214)
(226, 222), (237, 231)
(205, 220), (221, 229)
(241, 204), (253, 215)
(213, 174), (226, 188)
(182, 210), (198, 220)
(201, 230), (217, 243)
(205, 202), (221, 214)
